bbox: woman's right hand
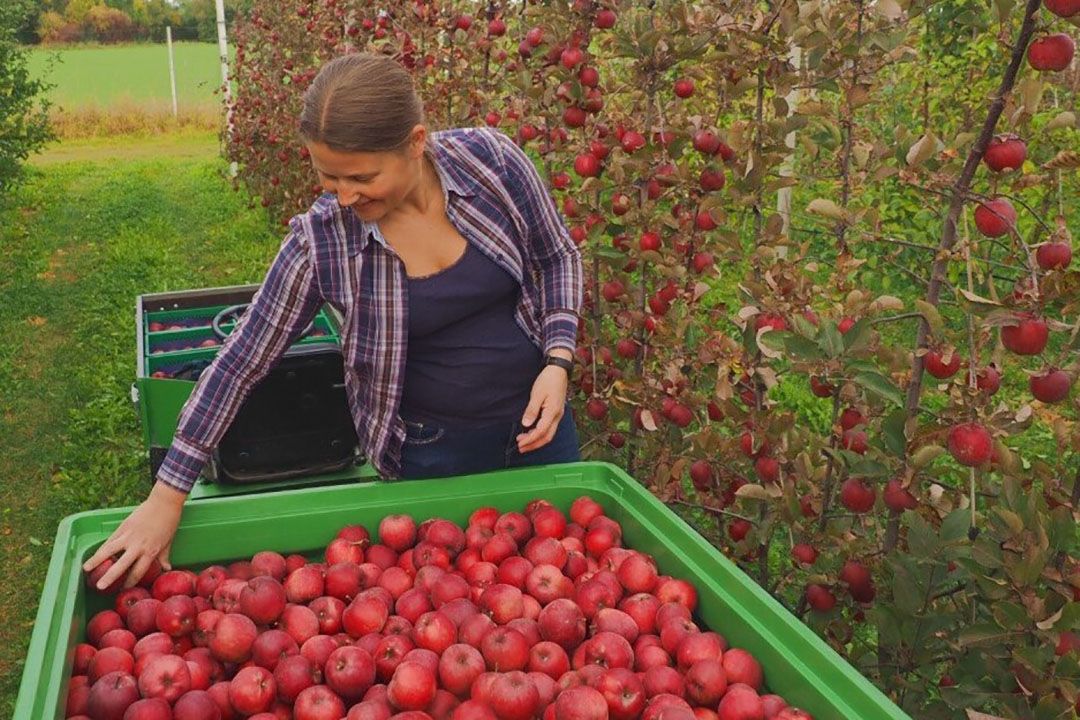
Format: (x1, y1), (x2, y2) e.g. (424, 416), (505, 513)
(82, 481), (188, 590)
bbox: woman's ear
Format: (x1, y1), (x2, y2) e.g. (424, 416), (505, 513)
(408, 124), (428, 158)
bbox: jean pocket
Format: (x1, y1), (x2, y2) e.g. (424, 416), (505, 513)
(403, 419), (446, 446)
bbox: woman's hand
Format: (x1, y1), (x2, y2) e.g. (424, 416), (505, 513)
(82, 482), (187, 590)
(516, 356), (571, 453)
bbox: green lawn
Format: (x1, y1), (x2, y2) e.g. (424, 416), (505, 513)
(0, 135), (278, 717)
(27, 42), (230, 110)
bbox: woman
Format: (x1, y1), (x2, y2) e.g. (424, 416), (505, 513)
(84, 52), (583, 590)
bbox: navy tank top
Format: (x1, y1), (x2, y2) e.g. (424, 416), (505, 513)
(399, 241), (543, 427)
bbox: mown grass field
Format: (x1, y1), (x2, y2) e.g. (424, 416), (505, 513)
(0, 135), (279, 717)
(27, 42), (229, 109)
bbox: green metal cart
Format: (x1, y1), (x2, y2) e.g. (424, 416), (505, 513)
(133, 284), (379, 500)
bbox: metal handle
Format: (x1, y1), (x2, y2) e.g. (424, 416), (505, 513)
(212, 303), (315, 341)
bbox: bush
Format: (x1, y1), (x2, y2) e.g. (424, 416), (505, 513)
(0, 0), (53, 189)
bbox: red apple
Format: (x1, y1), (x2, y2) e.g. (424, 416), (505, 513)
(379, 515), (418, 553)
(325, 645), (376, 702)
(86, 671), (140, 719)
(973, 198), (1017, 238)
(554, 685), (609, 720)
(983, 134), (1026, 172)
(171, 690), (220, 720)
(490, 671), (540, 720)
(596, 667), (646, 720)
(1036, 241), (1072, 270)
(481, 626), (530, 671)
(1030, 368), (1071, 403)
(974, 365), (1002, 395)
(717, 683), (764, 720)
(228, 665), (276, 716)
(947, 423), (993, 467)
(284, 565), (325, 604)
(839, 478), (876, 513)
(805, 584), (836, 612)
(274, 653), (318, 703)
(388, 661), (437, 710)
(293, 684), (347, 720)
(924, 349), (961, 379)
(673, 78), (695, 98)
(721, 649), (763, 691)
(883, 480), (918, 512)
(1001, 314), (1048, 355)
(1028, 33), (1075, 71)
(538, 598), (587, 650)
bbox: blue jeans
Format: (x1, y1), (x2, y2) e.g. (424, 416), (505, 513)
(399, 404), (580, 479)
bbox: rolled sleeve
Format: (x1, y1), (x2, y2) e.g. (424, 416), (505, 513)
(155, 223), (322, 493)
(491, 131), (583, 354)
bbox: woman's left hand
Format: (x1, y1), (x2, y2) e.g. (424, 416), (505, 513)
(516, 364), (570, 453)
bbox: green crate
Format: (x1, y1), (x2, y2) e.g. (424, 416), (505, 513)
(145, 316), (339, 360)
(14, 462), (910, 720)
(135, 286), (354, 494)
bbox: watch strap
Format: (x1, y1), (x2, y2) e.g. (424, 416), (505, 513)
(544, 355), (574, 373)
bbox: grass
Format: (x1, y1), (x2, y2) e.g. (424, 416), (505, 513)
(0, 136), (280, 717)
(27, 42), (229, 109)
(26, 42), (229, 138)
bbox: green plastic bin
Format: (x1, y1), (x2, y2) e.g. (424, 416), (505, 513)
(14, 462), (910, 720)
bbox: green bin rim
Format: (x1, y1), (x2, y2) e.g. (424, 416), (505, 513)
(14, 461), (909, 720)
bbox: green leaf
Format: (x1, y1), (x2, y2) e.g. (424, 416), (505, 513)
(842, 318), (873, 353)
(1045, 111), (1076, 132)
(881, 408), (907, 457)
(1056, 601), (1080, 631)
(891, 560), (923, 614)
(790, 313), (818, 338)
(905, 512), (937, 559)
(783, 333), (826, 361)
(819, 322), (844, 358)
(846, 457), (891, 478)
(915, 300), (945, 338)
(1049, 506), (1076, 552)
(993, 507), (1024, 536)
(992, 601), (1030, 630)
(958, 622), (1007, 647)
(758, 330), (789, 356)
(941, 508), (971, 543)
(970, 538), (1003, 570)
(1034, 695), (1072, 720)
(852, 370), (904, 406)
(869, 604), (906, 647)
(593, 246), (627, 260)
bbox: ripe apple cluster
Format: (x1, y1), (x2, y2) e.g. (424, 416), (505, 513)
(74, 497), (816, 720)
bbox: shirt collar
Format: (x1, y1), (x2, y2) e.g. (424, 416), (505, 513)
(343, 137), (479, 253)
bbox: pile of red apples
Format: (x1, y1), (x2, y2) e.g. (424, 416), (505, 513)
(72, 496), (814, 720)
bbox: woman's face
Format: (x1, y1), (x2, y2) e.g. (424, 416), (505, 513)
(305, 126), (426, 222)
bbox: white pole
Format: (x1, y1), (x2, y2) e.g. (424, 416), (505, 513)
(215, 0), (238, 176)
(777, 44), (802, 237)
(166, 26), (178, 119)
(215, 0), (231, 123)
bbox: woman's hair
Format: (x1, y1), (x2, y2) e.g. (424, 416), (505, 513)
(299, 52), (425, 153)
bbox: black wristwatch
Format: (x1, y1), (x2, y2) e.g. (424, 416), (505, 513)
(544, 355), (574, 374)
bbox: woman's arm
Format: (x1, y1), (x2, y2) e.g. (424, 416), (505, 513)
(489, 130), (583, 451)
(84, 221), (323, 590)
(155, 223), (323, 493)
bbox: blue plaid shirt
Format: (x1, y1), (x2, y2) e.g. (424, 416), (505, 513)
(157, 127), (583, 491)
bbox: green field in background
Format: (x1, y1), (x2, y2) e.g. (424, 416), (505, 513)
(26, 42), (232, 109)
